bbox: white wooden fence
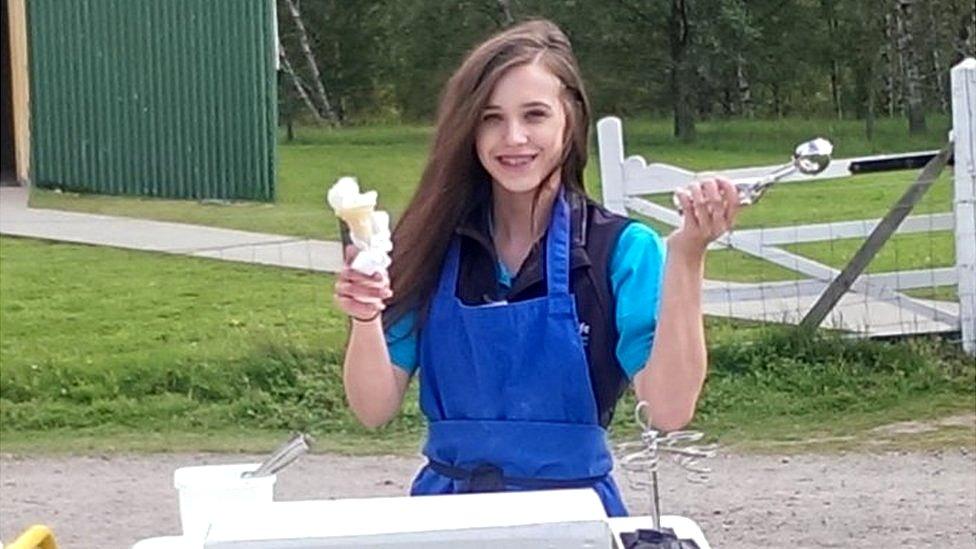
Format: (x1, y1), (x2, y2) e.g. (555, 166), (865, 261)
(597, 58), (975, 354)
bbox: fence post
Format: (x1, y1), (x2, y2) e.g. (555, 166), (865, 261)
(952, 58), (976, 355)
(597, 117), (628, 216)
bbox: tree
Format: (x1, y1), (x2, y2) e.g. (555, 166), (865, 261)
(846, 0), (889, 140)
(820, 0), (844, 119)
(894, 0), (927, 134)
(279, 40), (326, 124)
(282, 0), (341, 125)
(271, 0), (968, 127)
(668, 0), (696, 141)
(694, 0), (759, 118)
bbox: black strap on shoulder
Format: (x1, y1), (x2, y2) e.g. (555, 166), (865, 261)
(578, 198), (634, 427)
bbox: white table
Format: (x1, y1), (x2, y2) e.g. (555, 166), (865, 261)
(133, 489), (711, 548)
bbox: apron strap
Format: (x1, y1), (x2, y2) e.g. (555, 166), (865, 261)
(545, 190), (571, 298)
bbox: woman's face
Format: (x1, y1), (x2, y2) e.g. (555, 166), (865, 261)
(475, 63), (567, 194)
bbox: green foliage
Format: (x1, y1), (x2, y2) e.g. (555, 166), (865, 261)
(277, 1), (401, 123)
(382, 1), (504, 120)
(699, 327), (972, 417)
(275, 0), (972, 131)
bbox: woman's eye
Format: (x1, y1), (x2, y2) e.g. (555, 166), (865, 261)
(525, 110), (548, 121)
(482, 113), (502, 123)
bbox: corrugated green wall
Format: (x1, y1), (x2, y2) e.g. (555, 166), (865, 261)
(28, 0), (277, 201)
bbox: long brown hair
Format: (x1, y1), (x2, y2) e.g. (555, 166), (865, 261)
(385, 19), (592, 329)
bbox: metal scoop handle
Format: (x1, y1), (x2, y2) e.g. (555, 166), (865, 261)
(672, 162), (796, 212)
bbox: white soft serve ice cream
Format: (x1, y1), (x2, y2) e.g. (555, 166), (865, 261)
(327, 177), (392, 276)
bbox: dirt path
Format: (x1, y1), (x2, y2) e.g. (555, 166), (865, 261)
(2, 450), (974, 548)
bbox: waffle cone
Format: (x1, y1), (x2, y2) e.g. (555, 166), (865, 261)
(339, 205), (375, 243)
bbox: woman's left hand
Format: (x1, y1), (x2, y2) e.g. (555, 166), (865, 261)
(670, 176), (740, 255)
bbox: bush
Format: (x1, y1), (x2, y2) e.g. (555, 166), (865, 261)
(2, 324), (972, 442)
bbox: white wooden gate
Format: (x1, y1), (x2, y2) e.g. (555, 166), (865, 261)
(597, 58), (975, 354)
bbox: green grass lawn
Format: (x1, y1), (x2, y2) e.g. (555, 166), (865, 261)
(2, 236), (972, 454)
(0, 236), (426, 448)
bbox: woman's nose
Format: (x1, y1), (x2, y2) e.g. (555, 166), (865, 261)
(504, 121), (529, 144)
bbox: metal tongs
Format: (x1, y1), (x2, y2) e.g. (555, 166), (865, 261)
(242, 432), (313, 478)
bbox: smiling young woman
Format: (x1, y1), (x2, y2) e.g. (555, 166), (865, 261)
(331, 19), (739, 517)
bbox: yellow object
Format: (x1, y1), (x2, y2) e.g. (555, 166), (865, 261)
(7, 525), (58, 549)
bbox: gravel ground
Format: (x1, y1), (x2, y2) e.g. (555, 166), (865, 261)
(1, 450), (974, 548)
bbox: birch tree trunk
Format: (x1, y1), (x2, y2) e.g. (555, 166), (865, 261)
(953, 5), (975, 62)
(822, 0), (843, 119)
(925, 2), (948, 114)
(772, 81), (782, 118)
(279, 42), (324, 122)
(883, 7), (899, 117)
(856, 0), (884, 140)
(736, 55), (753, 118)
(831, 59), (843, 119)
(285, 0), (340, 125)
(866, 81), (876, 141)
(896, 0), (927, 134)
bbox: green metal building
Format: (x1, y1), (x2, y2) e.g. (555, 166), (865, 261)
(22, 0), (278, 201)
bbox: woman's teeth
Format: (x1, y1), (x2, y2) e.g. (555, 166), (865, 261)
(498, 155), (535, 167)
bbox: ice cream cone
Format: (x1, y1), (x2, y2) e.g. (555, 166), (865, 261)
(339, 205), (375, 244)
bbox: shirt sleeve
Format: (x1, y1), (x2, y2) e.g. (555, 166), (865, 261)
(610, 222), (667, 379)
(385, 310), (419, 375)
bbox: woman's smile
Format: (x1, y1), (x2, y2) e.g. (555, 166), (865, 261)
(496, 153), (538, 169)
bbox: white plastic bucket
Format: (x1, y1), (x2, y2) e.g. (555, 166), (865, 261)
(173, 463), (276, 540)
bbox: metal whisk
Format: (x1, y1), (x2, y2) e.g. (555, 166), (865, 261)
(617, 401), (717, 531)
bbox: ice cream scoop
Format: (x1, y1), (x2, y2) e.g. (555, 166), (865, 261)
(673, 137), (834, 212)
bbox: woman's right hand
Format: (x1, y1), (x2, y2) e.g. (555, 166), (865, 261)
(333, 245), (393, 322)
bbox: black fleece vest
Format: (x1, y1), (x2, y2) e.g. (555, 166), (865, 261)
(454, 191), (634, 428)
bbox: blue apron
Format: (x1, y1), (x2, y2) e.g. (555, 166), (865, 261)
(410, 192), (628, 517)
